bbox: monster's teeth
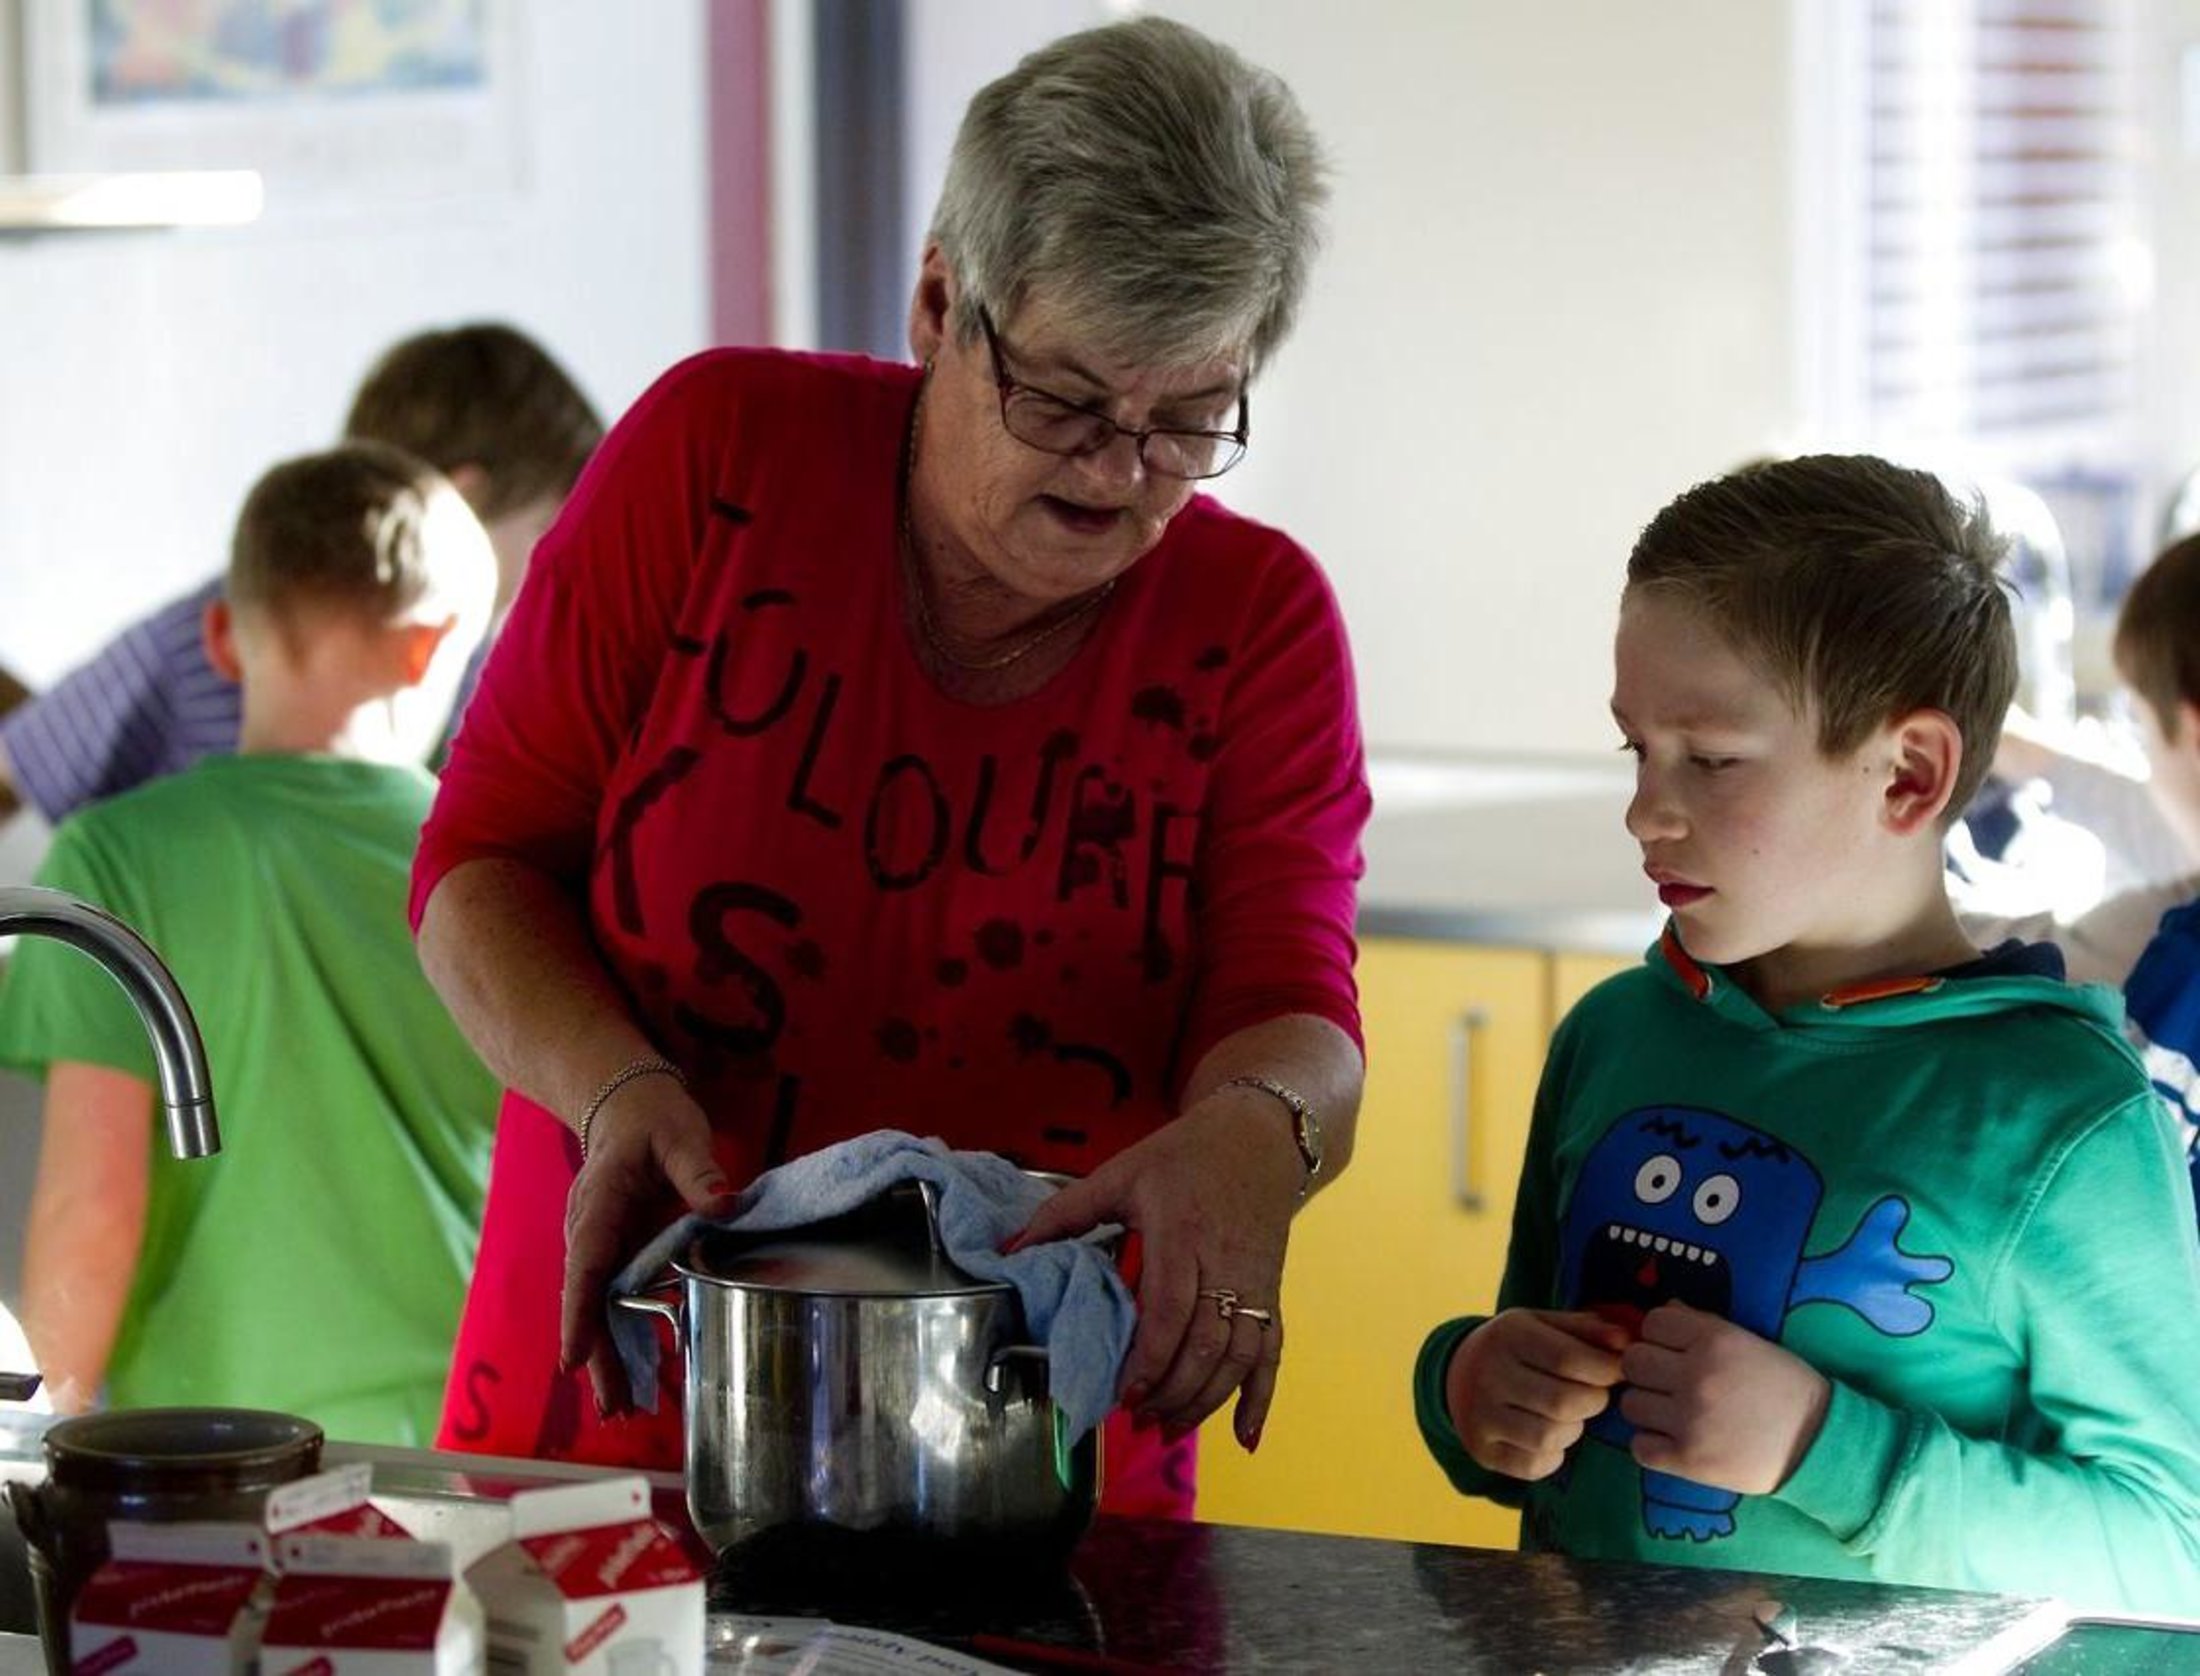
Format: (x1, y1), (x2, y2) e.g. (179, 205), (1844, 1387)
(1653, 1236), (1671, 1254)
(1681, 1242), (1699, 1261)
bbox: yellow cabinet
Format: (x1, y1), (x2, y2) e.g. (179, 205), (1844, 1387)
(1198, 939), (1551, 1547)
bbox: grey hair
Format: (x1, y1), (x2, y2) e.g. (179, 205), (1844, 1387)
(928, 15), (1328, 374)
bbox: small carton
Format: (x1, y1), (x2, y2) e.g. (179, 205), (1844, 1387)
(258, 1533), (483, 1675)
(465, 1476), (703, 1676)
(67, 1520), (268, 1675)
(266, 1464), (414, 1541)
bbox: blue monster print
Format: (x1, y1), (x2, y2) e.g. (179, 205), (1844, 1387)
(1557, 1105), (1952, 1542)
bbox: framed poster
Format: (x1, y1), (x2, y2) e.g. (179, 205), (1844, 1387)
(23, 0), (525, 207)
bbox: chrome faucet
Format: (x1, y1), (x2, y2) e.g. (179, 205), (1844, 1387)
(0, 885), (221, 1403)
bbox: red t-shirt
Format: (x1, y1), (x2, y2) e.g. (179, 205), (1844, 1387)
(415, 350), (1369, 1510)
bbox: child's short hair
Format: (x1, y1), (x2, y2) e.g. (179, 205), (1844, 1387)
(342, 322), (601, 520)
(1627, 454), (2017, 819)
(229, 443), (461, 629)
(2112, 533), (2200, 735)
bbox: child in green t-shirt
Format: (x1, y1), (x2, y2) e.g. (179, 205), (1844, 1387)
(0, 445), (501, 1444)
(1416, 455), (2200, 1614)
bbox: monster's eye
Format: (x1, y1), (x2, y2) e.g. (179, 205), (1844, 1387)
(1633, 1155), (1683, 1204)
(1693, 1173), (1742, 1225)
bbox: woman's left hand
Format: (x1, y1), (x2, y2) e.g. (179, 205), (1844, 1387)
(1007, 1084), (1306, 1449)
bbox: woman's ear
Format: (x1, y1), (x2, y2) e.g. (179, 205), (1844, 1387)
(907, 243), (955, 365)
(200, 599), (243, 684)
(1882, 709), (1965, 835)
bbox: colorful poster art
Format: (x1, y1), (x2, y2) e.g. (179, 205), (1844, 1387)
(87, 0), (490, 107)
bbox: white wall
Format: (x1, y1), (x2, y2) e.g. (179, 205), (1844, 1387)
(903, 0), (1109, 283)
(0, 0), (712, 688)
(1147, 1), (1797, 757)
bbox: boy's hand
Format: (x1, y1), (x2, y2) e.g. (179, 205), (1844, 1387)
(1619, 1302), (1830, 1494)
(1445, 1308), (1630, 1481)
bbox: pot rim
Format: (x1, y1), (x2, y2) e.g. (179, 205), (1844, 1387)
(670, 1236), (1015, 1300)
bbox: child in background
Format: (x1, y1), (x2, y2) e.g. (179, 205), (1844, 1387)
(1967, 533), (2200, 1226)
(1415, 456), (2200, 1614)
(0, 445), (502, 1444)
(0, 321), (601, 825)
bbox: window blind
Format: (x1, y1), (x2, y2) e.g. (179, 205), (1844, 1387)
(1859, 0), (2141, 448)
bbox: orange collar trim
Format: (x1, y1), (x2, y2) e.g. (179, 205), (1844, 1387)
(1659, 924), (1713, 1000)
(1819, 974), (1944, 1009)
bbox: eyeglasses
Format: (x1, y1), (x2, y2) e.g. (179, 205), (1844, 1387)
(977, 306), (1249, 481)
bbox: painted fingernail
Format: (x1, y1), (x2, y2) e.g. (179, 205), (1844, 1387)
(1121, 1381), (1151, 1410)
(998, 1230), (1032, 1256)
(1133, 1410), (1159, 1434)
(1242, 1425), (1263, 1455)
(1162, 1422), (1193, 1445)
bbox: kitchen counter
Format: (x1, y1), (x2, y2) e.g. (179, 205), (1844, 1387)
(0, 1424), (2085, 1673)
(1358, 755), (1661, 953)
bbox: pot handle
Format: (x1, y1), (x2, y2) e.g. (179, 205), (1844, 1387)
(613, 1285), (688, 1352)
(5, 1477), (50, 1550)
(983, 1343), (1050, 1399)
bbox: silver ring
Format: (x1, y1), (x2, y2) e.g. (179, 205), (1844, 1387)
(1197, 1287), (1275, 1327)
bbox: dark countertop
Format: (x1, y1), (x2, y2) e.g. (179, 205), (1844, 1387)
(0, 1425), (2107, 1674)
(706, 1515), (2072, 1676)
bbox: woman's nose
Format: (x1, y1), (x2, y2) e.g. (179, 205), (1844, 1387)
(1073, 430), (1148, 494)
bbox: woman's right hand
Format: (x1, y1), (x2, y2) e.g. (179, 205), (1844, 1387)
(1444, 1307), (1631, 1481)
(559, 1074), (735, 1415)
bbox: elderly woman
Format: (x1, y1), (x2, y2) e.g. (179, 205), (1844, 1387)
(411, 16), (1368, 1518)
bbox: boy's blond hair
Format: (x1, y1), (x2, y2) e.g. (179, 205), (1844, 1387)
(229, 443), (472, 634)
(1627, 454), (2018, 821)
(2112, 533), (2200, 737)
(342, 322), (601, 520)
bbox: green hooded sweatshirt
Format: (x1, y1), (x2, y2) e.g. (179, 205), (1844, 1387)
(1414, 931), (2200, 1616)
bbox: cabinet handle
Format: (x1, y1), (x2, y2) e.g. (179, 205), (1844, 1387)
(1450, 1006), (1490, 1212)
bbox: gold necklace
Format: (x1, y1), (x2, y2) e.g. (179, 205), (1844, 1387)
(900, 366), (1118, 676)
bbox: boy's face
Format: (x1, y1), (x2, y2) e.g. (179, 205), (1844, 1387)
(2135, 694), (2200, 863)
(1612, 590), (1898, 980)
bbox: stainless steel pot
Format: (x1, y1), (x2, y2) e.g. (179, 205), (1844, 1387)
(617, 1181), (1098, 1575)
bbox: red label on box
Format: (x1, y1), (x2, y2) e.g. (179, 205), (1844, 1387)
(72, 1561), (263, 1637)
(519, 1522), (699, 1600)
(564, 1601), (626, 1663)
(70, 1637), (138, 1676)
(264, 1574), (456, 1650)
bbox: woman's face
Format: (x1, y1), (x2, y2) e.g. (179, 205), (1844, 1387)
(909, 252), (1246, 606)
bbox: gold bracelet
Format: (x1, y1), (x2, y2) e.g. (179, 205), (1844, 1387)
(577, 1055), (686, 1160)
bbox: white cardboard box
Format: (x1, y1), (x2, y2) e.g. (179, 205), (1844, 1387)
(258, 1533), (483, 1675)
(266, 1464), (414, 1542)
(67, 1521), (268, 1675)
(465, 1476), (703, 1676)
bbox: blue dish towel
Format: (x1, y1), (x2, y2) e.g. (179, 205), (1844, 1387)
(608, 1130), (1136, 1440)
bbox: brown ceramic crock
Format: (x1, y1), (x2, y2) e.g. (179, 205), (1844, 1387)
(5, 1407), (322, 1674)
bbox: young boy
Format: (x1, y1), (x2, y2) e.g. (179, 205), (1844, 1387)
(1416, 456), (2200, 1615)
(0, 321), (600, 824)
(0, 445), (502, 1444)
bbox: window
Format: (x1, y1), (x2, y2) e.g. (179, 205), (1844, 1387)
(1801, 0), (2151, 709)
